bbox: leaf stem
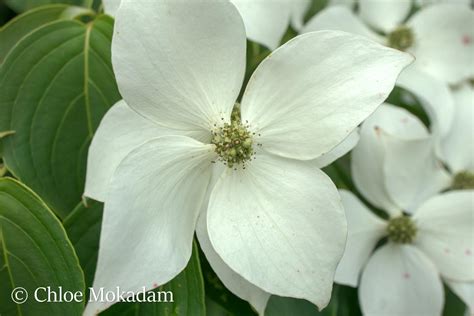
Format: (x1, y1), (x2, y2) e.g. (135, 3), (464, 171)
(83, 0), (94, 10)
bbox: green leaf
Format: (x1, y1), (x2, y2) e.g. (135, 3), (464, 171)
(64, 199), (103, 289)
(0, 130), (15, 158)
(265, 285), (362, 316)
(0, 16), (121, 218)
(0, 2), (15, 27)
(4, 0), (84, 13)
(206, 297), (235, 316)
(265, 296), (318, 316)
(0, 177), (85, 316)
(0, 4), (94, 64)
(443, 285), (466, 316)
(102, 241), (206, 316)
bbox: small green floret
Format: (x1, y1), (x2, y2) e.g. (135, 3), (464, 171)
(211, 105), (254, 168)
(388, 26), (414, 51)
(452, 171), (474, 190)
(387, 215), (417, 244)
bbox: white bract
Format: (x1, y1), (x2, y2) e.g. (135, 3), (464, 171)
(338, 105), (474, 315)
(381, 83), (474, 195)
(338, 189), (474, 316)
(439, 83), (474, 184)
(231, 0), (312, 49)
(352, 104), (452, 214)
(103, 0), (311, 50)
(84, 0), (412, 314)
(302, 2), (474, 85)
(102, 0), (121, 16)
(396, 66), (455, 141)
(416, 0), (472, 7)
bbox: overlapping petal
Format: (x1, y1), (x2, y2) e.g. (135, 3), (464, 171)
(196, 163), (271, 315)
(196, 211), (270, 315)
(413, 190), (474, 281)
(397, 65), (455, 139)
(416, 0), (472, 7)
(231, 0), (291, 50)
(359, 0), (412, 33)
(85, 136), (214, 315)
(302, 6), (383, 43)
(352, 104), (427, 215)
(359, 244), (444, 316)
(441, 84), (474, 173)
(103, 0), (121, 16)
(207, 153), (347, 309)
(408, 4), (474, 84)
(312, 129), (359, 169)
(84, 100), (203, 202)
(290, 0), (311, 31)
(335, 190), (386, 287)
(241, 31), (413, 161)
(382, 133), (452, 213)
(112, 0), (246, 132)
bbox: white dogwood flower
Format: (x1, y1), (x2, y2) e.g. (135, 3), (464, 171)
(338, 189), (473, 316)
(229, 0), (309, 49)
(352, 104), (452, 214)
(439, 83), (474, 189)
(395, 66), (455, 142)
(102, 0), (120, 16)
(302, 2), (474, 84)
(84, 1), (412, 314)
(382, 83), (474, 196)
(337, 105), (474, 315)
(103, 0), (311, 50)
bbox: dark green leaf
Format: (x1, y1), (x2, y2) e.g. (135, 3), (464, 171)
(0, 177), (85, 316)
(0, 16), (121, 217)
(265, 297), (318, 316)
(265, 285), (361, 316)
(4, 0), (84, 13)
(102, 241), (206, 316)
(0, 2), (15, 27)
(206, 297), (235, 316)
(64, 199), (103, 289)
(443, 285), (466, 316)
(0, 4), (94, 63)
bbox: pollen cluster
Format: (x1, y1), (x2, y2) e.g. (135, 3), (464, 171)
(211, 105), (254, 168)
(452, 171), (474, 190)
(388, 25), (414, 51)
(387, 215), (417, 244)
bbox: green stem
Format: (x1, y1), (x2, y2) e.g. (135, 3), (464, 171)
(83, 0), (94, 9)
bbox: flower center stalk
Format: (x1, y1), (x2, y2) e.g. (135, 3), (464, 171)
(452, 171), (474, 190)
(388, 26), (414, 51)
(387, 215), (417, 244)
(211, 104), (254, 168)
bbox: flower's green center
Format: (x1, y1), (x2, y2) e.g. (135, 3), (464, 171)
(452, 171), (474, 190)
(387, 215), (417, 244)
(388, 26), (414, 51)
(211, 104), (254, 168)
